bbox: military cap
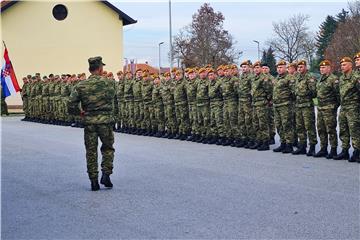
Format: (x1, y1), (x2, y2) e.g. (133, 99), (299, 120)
(125, 70), (133, 75)
(297, 60), (307, 66)
(240, 60), (251, 67)
(253, 61), (261, 67)
(287, 62), (298, 68)
(223, 65), (231, 70)
(353, 52), (360, 60)
(152, 73), (159, 79)
(175, 70), (183, 76)
(319, 60), (331, 67)
(205, 64), (212, 68)
(88, 56), (106, 69)
(216, 65), (224, 71)
(135, 68), (143, 72)
(31, 76), (37, 80)
(117, 70), (123, 75)
(231, 64), (238, 69)
(27, 74), (32, 78)
(198, 68), (207, 74)
(185, 68), (191, 73)
(207, 68), (215, 74)
(171, 67), (178, 73)
(42, 76), (48, 79)
(164, 72), (171, 77)
(193, 67), (199, 72)
(276, 60), (287, 66)
(188, 68), (195, 74)
(142, 71), (150, 78)
(35, 73), (40, 76)
(340, 57), (352, 64)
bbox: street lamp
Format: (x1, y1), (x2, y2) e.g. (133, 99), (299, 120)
(158, 42), (164, 75)
(253, 40), (260, 60)
(169, 0), (173, 69)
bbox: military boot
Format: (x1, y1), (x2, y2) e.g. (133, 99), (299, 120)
(326, 147), (337, 159)
(244, 140), (254, 149)
(236, 139), (246, 148)
(90, 178), (100, 191)
(292, 144), (306, 155)
(333, 148), (349, 160)
(314, 147), (328, 158)
(306, 144), (316, 157)
(186, 134), (194, 141)
(349, 149), (359, 163)
(282, 144), (293, 154)
(273, 143), (285, 153)
(269, 137), (276, 145)
(249, 141), (260, 150)
(100, 172), (113, 188)
(257, 141), (269, 151)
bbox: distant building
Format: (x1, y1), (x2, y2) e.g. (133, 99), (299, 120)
(123, 62), (169, 75)
(1, 0), (136, 106)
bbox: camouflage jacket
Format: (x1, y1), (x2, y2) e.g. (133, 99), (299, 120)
(142, 80), (153, 104)
(54, 82), (62, 98)
(237, 73), (252, 102)
(21, 82), (30, 99)
(196, 78), (210, 104)
(152, 84), (163, 106)
(124, 79), (134, 101)
(294, 72), (316, 107)
(160, 79), (175, 105)
(339, 70), (360, 108)
(61, 82), (71, 98)
(273, 73), (294, 107)
(185, 79), (197, 104)
(221, 77), (237, 101)
(41, 82), (50, 97)
(208, 79), (223, 102)
(68, 74), (117, 124)
(133, 78), (143, 102)
(173, 79), (187, 105)
(251, 73), (272, 106)
(316, 73), (339, 109)
(116, 80), (125, 103)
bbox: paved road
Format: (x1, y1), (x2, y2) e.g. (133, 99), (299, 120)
(1, 117), (359, 239)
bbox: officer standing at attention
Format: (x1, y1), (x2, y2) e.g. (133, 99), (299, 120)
(68, 56), (117, 191)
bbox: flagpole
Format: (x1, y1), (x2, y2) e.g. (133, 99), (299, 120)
(2, 41), (7, 49)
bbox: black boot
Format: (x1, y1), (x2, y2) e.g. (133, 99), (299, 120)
(173, 134), (181, 139)
(326, 147), (337, 159)
(257, 141), (269, 151)
(180, 134), (187, 141)
(273, 143), (285, 153)
(100, 173), (113, 188)
(349, 149), (359, 163)
(292, 144), (306, 155)
(90, 178), (100, 191)
(244, 140), (254, 149)
(293, 139), (298, 148)
(282, 144), (293, 154)
(333, 149), (349, 160)
(186, 134), (194, 141)
(306, 144), (316, 157)
(236, 139), (246, 148)
(222, 138), (231, 146)
(314, 147), (328, 158)
(216, 137), (224, 145)
(208, 137), (217, 144)
(269, 137), (275, 145)
(249, 141), (260, 149)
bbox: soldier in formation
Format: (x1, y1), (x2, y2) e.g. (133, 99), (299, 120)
(21, 52), (360, 163)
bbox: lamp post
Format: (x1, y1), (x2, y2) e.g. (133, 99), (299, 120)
(253, 40), (260, 60)
(158, 42), (164, 75)
(169, 0), (173, 69)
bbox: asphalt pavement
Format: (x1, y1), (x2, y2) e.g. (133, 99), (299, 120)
(1, 117), (359, 239)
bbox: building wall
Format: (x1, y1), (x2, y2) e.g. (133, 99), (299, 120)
(1, 1), (124, 105)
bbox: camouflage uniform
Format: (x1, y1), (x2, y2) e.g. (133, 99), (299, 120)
(237, 72), (254, 144)
(124, 78), (134, 131)
(116, 80), (125, 130)
(337, 70), (360, 161)
(273, 73), (295, 147)
(41, 80), (50, 122)
(133, 78), (143, 131)
(185, 78), (198, 136)
(221, 76), (238, 141)
(293, 72), (317, 150)
(48, 80), (56, 123)
(21, 82), (30, 118)
(251, 73), (272, 146)
(60, 81), (71, 123)
(196, 77), (210, 139)
(161, 79), (177, 136)
(151, 82), (165, 134)
(173, 78), (189, 137)
(141, 78), (153, 133)
(316, 73), (339, 152)
(208, 77), (224, 139)
(264, 73), (276, 141)
(54, 80), (62, 122)
(68, 73), (117, 180)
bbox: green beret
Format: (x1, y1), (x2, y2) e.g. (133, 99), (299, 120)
(88, 56), (106, 69)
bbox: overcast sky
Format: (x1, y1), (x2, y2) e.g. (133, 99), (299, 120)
(111, 0), (350, 67)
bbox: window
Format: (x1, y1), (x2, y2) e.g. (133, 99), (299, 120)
(52, 4), (68, 21)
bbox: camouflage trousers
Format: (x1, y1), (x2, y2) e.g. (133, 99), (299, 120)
(164, 102), (177, 134)
(84, 123), (115, 180)
(209, 100), (224, 137)
(23, 98), (29, 117)
(133, 100), (143, 129)
(152, 103), (165, 132)
(238, 100), (254, 140)
(42, 97), (50, 120)
(175, 102), (190, 135)
(268, 103), (275, 139)
(317, 106), (338, 149)
(223, 99), (238, 138)
(142, 102), (152, 130)
(1, 98), (8, 115)
(188, 102), (198, 135)
(295, 106), (317, 146)
(124, 100), (134, 128)
(197, 101), (210, 137)
(274, 104), (294, 144)
(339, 106), (360, 150)
(117, 101), (125, 128)
(253, 103), (270, 142)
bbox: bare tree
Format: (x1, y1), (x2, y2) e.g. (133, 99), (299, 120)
(172, 3), (241, 67)
(267, 14), (315, 63)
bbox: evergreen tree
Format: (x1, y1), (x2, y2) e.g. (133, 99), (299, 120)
(315, 15), (338, 60)
(336, 9), (349, 23)
(261, 47), (277, 76)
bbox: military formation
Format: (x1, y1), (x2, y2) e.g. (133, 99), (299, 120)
(20, 52), (360, 163)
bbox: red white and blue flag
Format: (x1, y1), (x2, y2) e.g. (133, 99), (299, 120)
(1, 47), (20, 98)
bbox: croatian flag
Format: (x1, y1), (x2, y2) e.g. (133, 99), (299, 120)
(1, 47), (20, 98)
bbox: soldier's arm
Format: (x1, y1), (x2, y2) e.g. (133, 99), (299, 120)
(68, 86), (81, 115)
(308, 75), (317, 98)
(333, 76), (340, 106)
